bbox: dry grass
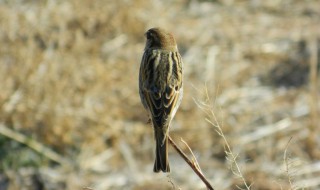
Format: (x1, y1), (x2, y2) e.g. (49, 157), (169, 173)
(0, 0), (319, 189)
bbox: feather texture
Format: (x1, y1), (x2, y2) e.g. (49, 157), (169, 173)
(139, 28), (183, 172)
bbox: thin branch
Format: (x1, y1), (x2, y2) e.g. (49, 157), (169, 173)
(307, 38), (320, 159)
(168, 135), (214, 190)
(198, 89), (251, 189)
(0, 123), (70, 166)
(180, 138), (202, 173)
(283, 137), (296, 190)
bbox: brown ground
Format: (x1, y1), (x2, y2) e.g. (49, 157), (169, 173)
(0, 0), (319, 189)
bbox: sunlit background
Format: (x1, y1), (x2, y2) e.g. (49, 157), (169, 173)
(0, 0), (319, 189)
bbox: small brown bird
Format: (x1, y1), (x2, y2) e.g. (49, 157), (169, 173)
(139, 28), (183, 172)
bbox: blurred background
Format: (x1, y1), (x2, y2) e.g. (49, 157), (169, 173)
(0, 0), (319, 189)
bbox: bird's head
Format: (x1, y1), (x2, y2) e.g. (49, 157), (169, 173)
(144, 28), (177, 51)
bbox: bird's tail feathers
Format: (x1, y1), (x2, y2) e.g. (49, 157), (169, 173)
(153, 126), (170, 172)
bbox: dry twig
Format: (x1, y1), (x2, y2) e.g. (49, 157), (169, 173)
(168, 135), (214, 190)
(307, 38), (320, 159)
(283, 137), (295, 190)
(0, 123), (70, 166)
(194, 86), (251, 190)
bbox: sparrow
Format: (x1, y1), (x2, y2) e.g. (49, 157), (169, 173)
(139, 27), (183, 172)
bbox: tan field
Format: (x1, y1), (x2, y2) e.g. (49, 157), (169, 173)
(0, 0), (319, 189)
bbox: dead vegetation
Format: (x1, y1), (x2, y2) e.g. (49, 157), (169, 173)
(0, 0), (319, 189)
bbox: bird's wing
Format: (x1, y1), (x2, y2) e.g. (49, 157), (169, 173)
(142, 85), (181, 127)
(142, 51), (183, 127)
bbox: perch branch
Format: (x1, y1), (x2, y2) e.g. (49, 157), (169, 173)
(168, 135), (214, 190)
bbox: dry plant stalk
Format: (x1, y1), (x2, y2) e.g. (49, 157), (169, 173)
(307, 38), (320, 159)
(283, 137), (297, 190)
(82, 187), (94, 190)
(195, 87), (251, 190)
(168, 136), (214, 190)
(180, 138), (202, 172)
(167, 176), (181, 190)
(0, 123), (70, 166)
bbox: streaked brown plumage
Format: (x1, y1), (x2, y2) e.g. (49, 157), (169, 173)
(139, 28), (183, 172)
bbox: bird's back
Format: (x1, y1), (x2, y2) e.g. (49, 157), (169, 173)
(139, 49), (183, 127)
